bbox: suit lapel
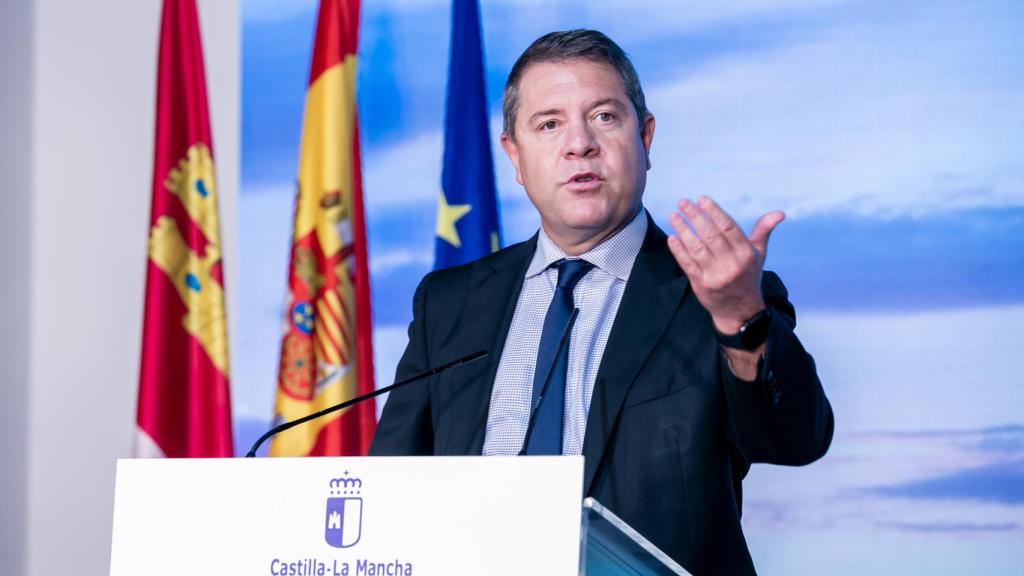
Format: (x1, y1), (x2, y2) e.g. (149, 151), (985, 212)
(582, 218), (690, 494)
(442, 236), (537, 455)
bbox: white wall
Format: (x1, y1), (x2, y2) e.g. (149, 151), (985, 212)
(0, 1), (239, 575)
(0, 0), (33, 573)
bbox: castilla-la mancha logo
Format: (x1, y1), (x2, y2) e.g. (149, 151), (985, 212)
(325, 472), (363, 548)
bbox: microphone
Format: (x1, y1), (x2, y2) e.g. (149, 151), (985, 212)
(246, 350), (488, 457)
(518, 308), (580, 456)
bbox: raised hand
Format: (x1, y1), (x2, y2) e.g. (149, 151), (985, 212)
(666, 196), (784, 336)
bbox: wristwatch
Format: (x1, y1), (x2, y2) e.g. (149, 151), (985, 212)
(714, 308), (772, 351)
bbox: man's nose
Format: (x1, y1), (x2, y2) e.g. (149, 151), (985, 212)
(563, 121), (599, 159)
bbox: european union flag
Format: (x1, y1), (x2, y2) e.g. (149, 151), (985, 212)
(434, 0), (502, 270)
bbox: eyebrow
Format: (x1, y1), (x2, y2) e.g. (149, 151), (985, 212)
(525, 98), (629, 126)
(589, 97), (627, 112)
(527, 108), (563, 125)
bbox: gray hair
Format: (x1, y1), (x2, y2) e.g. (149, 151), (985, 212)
(501, 29), (649, 140)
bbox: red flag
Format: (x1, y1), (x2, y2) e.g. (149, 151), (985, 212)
(136, 0), (233, 458)
(270, 0), (376, 456)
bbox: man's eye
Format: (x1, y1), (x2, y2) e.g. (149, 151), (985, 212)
(596, 112), (615, 122)
(540, 120), (557, 131)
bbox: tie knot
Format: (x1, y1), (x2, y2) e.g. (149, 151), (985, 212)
(554, 259), (594, 291)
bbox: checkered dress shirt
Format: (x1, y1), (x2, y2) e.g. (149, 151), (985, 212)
(482, 210), (648, 456)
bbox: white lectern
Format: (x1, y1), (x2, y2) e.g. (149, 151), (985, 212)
(110, 457), (688, 576)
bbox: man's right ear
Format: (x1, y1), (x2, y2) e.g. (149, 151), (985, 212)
(500, 133), (524, 186)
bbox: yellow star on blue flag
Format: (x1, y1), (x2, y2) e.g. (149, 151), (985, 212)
(436, 191), (472, 248)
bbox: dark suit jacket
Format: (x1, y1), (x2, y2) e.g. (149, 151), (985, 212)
(370, 217), (834, 575)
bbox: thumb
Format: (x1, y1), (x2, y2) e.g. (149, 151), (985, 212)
(750, 211), (785, 255)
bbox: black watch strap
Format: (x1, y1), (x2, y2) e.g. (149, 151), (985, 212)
(714, 308), (772, 351)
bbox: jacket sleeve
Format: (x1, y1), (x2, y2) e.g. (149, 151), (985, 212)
(368, 273), (436, 455)
(721, 271), (834, 466)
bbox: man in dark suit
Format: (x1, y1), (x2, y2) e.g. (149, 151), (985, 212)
(370, 29), (833, 575)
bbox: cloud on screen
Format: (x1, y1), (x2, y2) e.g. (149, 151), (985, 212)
(742, 422), (1024, 538)
(869, 460), (1024, 505)
(639, 1), (1024, 221)
(855, 426), (1024, 506)
(876, 520), (1020, 533)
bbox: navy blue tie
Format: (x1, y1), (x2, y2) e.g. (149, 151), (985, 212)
(524, 258), (594, 455)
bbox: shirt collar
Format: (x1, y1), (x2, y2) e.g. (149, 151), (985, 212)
(525, 208), (648, 281)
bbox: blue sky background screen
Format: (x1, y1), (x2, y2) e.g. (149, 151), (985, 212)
(237, 0), (1023, 572)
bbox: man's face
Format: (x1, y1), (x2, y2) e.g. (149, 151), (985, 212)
(501, 58), (655, 250)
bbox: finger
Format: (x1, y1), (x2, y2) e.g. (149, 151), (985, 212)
(679, 198), (732, 258)
(698, 196), (747, 248)
(667, 234), (702, 277)
(667, 212), (704, 271)
(749, 211), (786, 256)
(670, 206), (713, 265)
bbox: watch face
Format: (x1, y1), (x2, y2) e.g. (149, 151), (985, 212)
(739, 309), (771, 350)
(714, 309), (772, 350)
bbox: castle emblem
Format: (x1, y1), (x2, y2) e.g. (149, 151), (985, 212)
(325, 472), (363, 548)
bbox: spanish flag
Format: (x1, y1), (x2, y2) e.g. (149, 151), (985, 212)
(271, 0), (376, 456)
(136, 0), (233, 458)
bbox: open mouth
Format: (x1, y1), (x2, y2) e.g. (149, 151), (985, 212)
(569, 172), (600, 184)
